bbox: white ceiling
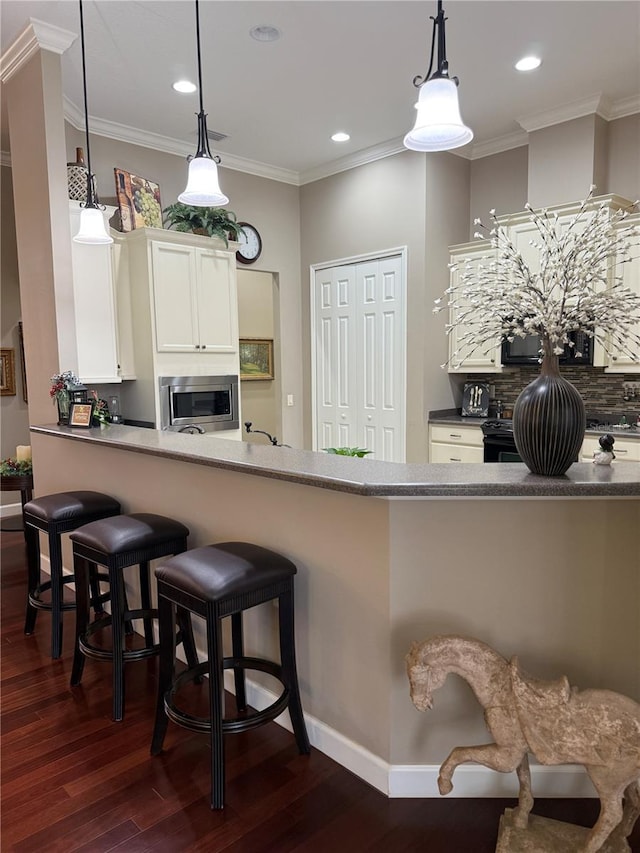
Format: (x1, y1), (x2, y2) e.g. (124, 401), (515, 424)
(1, 1), (639, 183)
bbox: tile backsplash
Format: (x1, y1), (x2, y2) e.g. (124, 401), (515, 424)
(462, 368), (640, 416)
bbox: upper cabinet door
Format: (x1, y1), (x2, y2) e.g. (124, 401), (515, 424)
(447, 242), (502, 373)
(151, 242), (199, 352)
(197, 250), (238, 352)
(605, 212), (640, 373)
(69, 204), (121, 383)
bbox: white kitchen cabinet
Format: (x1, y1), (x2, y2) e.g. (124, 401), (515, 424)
(151, 240), (238, 354)
(602, 212), (640, 373)
(429, 422), (484, 463)
(69, 203), (121, 383)
(580, 434), (640, 462)
(447, 242), (502, 373)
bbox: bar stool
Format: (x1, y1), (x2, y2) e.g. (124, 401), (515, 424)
(150, 541), (311, 809)
(23, 490), (121, 658)
(70, 513), (198, 721)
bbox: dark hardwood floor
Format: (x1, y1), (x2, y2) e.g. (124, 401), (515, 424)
(2, 526), (637, 852)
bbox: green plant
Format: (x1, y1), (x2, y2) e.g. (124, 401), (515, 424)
(323, 447), (372, 458)
(0, 458), (33, 476)
(162, 203), (243, 246)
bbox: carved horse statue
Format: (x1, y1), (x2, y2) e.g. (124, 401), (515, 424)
(406, 635), (640, 853)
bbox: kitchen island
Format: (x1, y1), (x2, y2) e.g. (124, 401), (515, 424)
(29, 424), (639, 799)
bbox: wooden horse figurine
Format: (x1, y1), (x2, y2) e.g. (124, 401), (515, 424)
(406, 635), (640, 853)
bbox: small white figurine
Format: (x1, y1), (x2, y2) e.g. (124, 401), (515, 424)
(593, 433), (616, 465)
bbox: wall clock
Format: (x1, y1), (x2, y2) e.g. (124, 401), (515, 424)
(236, 222), (262, 264)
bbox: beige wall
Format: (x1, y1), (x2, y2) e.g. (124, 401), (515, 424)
(0, 164), (30, 506)
(607, 114), (640, 201)
(469, 145), (528, 235)
(237, 269), (280, 444)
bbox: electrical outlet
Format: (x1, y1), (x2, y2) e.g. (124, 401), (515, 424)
(287, 394), (294, 406)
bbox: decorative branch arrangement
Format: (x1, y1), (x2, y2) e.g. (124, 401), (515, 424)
(435, 188), (640, 370)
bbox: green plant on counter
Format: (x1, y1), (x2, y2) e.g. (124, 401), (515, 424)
(162, 203), (243, 246)
(0, 458), (33, 476)
(323, 447), (372, 458)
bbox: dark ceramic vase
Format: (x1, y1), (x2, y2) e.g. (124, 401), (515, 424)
(513, 343), (585, 477)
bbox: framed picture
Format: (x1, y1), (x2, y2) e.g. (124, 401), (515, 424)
(114, 167), (162, 231)
(0, 348), (16, 396)
(462, 382), (490, 417)
(239, 338), (274, 381)
(18, 322), (27, 402)
(68, 402), (94, 428)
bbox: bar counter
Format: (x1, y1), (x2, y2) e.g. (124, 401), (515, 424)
(29, 424), (639, 800)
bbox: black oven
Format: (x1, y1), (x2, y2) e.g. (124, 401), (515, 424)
(481, 420), (523, 463)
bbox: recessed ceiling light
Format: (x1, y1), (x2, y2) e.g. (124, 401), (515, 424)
(331, 132), (350, 143)
(515, 56), (541, 72)
(173, 80), (197, 94)
(250, 25), (281, 43)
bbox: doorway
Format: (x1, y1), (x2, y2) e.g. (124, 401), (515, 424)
(237, 270), (281, 445)
(311, 249), (406, 462)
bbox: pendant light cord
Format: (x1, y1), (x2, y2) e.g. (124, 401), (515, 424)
(195, 0), (204, 115)
(78, 0), (97, 208)
(192, 0), (215, 160)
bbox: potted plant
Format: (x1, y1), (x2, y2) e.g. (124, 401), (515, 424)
(323, 447), (372, 457)
(162, 203), (243, 246)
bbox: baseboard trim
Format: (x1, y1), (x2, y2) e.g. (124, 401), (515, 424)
(228, 672), (596, 799)
(0, 500), (22, 518)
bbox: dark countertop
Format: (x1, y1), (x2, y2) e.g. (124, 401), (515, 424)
(428, 410), (640, 438)
(31, 423), (640, 498)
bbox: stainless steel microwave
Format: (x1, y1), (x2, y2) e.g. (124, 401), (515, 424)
(159, 375), (239, 432)
(501, 331), (593, 366)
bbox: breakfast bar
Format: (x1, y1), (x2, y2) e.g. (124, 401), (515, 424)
(29, 424), (639, 798)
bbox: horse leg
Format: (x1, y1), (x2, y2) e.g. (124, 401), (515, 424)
(512, 754), (534, 830)
(438, 743), (525, 796)
(583, 766), (627, 853)
(612, 779), (640, 842)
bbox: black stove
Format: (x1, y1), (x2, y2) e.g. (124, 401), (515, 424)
(481, 419), (519, 462)
(481, 419), (514, 436)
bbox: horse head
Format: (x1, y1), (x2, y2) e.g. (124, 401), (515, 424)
(406, 641), (447, 712)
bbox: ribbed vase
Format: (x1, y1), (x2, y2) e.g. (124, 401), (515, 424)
(512, 342), (585, 477)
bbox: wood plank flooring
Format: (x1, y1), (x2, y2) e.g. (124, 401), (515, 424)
(2, 526), (638, 852)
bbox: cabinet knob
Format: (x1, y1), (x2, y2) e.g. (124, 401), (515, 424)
(490, 359), (495, 364)
(612, 355), (618, 361)
(195, 344), (200, 349)
(201, 344), (207, 349)
(341, 414), (347, 419)
(367, 415), (372, 421)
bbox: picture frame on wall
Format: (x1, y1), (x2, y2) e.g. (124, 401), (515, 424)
(0, 348), (16, 396)
(68, 402), (94, 428)
(18, 322), (27, 403)
(239, 338), (274, 381)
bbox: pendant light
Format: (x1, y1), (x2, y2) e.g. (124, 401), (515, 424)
(73, 0), (113, 244)
(178, 0), (229, 207)
(404, 0), (473, 153)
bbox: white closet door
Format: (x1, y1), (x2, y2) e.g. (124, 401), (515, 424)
(313, 254), (405, 462)
(314, 265), (357, 451)
(356, 257), (405, 462)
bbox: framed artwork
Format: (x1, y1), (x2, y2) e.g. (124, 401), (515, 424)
(239, 338), (274, 381)
(0, 348), (16, 396)
(462, 382), (490, 417)
(114, 167), (162, 231)
(68, 402), (94, 428)
(18, 322), (27, 402)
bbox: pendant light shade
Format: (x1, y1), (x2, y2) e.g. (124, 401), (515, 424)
(179, 155), (228, 207)
(179, 0), (229, 207)
(403, 0), (473, 153)
(72, 0), (113, 245)
(404, 77), (473, 152)
(74, 207), (113, 244)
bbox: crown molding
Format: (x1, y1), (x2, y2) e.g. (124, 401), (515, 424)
(0, 19), (76, 84)
(300, 137), (408, 185)
(62, 96), (300, 186)
(468, 130), (529, 161)
(516, 93), (611, 133)
(609, 94), (640, 121)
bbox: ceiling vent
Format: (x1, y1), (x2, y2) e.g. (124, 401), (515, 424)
(206, 129), (228, 143)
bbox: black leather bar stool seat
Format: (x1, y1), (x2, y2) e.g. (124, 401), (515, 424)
(70, 513), (198, 721)
(151, 541), (310, 809)
(23, 490), (121, 658)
